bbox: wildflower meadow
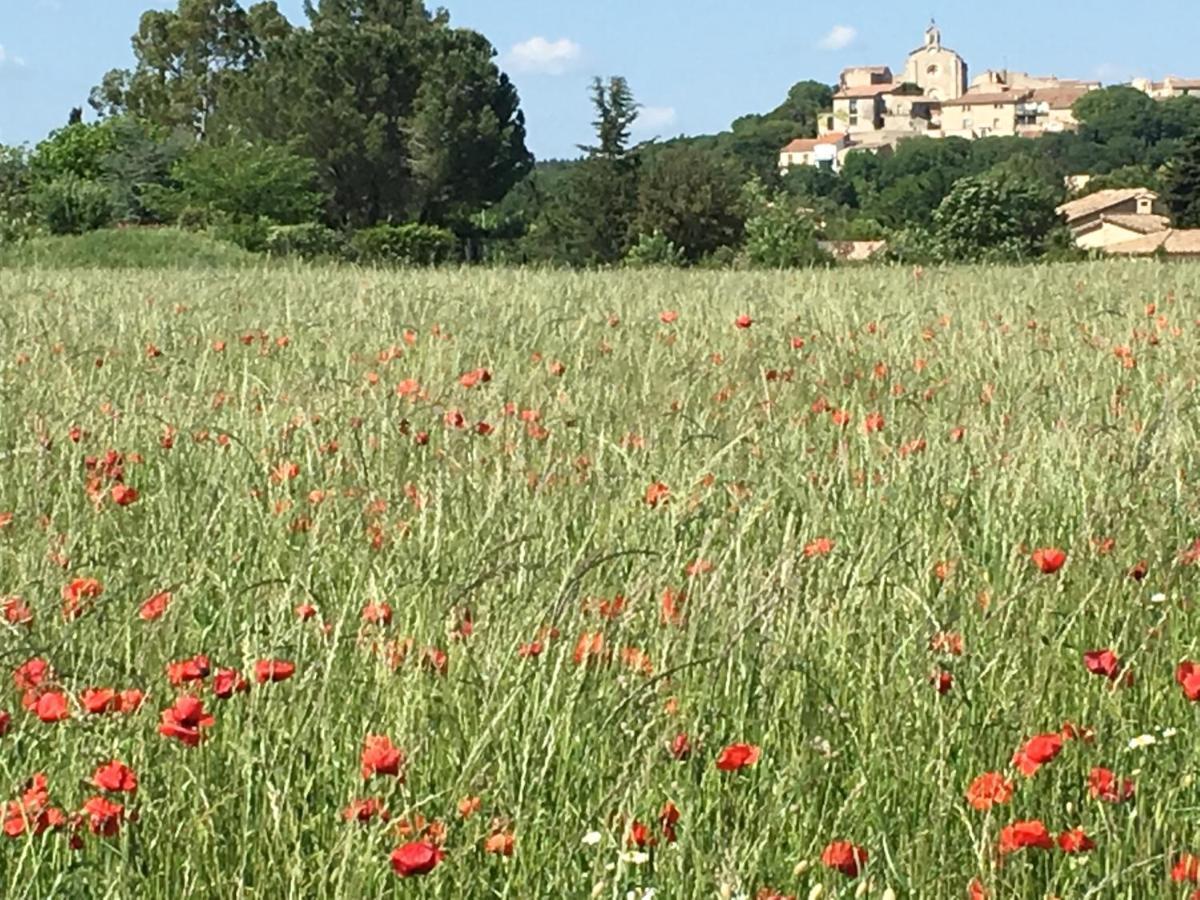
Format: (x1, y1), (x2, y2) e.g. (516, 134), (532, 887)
(4, 261), (1200, 898)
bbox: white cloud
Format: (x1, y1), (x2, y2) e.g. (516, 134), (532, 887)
(818, 25), (858, 51)
(0, 45), (26, 68)
(505, 36), (582, 76)
(634, 106), (678, 133)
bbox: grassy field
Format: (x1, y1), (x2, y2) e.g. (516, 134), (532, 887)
(1, 261), (1200, 898)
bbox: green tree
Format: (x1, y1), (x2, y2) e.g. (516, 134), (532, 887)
(740, 179), (828, 268)
(580, 77), (639, 159)
(767, 81), (835, 134)
(1074, 86), (1162, 145)
(0, 146), (35, 242)
(633, 144), (745, 262)
(29, 123), (119, 183)
(226, 1), (530, 226)
(100, 118), (192, 222)
(1164, 132), (1200, 227)
(151, 140), (323, 224)
(527, 78), (640, 266)
(932, 170), (1061, 262)
(90, 0), (290, 137)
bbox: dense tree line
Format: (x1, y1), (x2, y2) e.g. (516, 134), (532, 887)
(1, 0), (1199, 267)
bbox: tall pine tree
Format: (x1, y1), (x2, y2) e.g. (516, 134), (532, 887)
(1165, 131), (1200, 228)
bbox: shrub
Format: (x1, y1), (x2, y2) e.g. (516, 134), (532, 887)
(210, 217), (272, 253)
(153, 141), (325, 227)
(625, 231), (685, 268)
(739, 178), (830, 269)
(175, 206), (212, 232)
(34, 175), (114, 235)
(350, 224), (459, 266)
(264, 223), (346, 260)
(932, 170), (1061, 262)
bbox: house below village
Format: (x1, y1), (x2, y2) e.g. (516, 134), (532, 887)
(1056, 189), (1168, 251)
(1104, 229), (1200, 258)
(779, 133), (851, 173)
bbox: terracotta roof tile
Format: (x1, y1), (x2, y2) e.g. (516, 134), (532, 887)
(943, 90), (1029, 107)
(1106, 229), (1200, 256)
(1056, 188), (1158, 224)
(781, 133), (847, 153)
(834, 83), (900, 99)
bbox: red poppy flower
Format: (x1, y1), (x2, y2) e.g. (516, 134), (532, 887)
(1083, 649), (1122, 681)
(158, 695), (214, 747)
(62, 577), (103, 620)
(930, 632), (964, 655)
(1057, 827), (1095, 854)
(517, 641), (543, 658)
(92, 760), (137, 794)
(342, 797), (389, 823)
(33, 691), (70, 723)
(804, 537), (835, 558)
(861, 412), (885, 434)
(1088, 767), (1134, 803)
(212, 668), (249, 699)
(2, 597), (32, 625)
(390, 840), (444, 877)
(998, 819), (1054, 855)
(116, 689), (145, 712)
(1128, 559), (1149, 581)
(644, 482), (670, 508)
(965, 772), (1013, 811)
(80, 796), (125, 836)
(362, 602), (393, 625)
(660, 587), (685, 626)
(166, 654), (210, 686)
(715, 743), (760, 771)
(967, 879), (988, 900)
(484, 829), (515, 856)
(669, 732), (692, 760)
(139, 591), (172, 621)
(1173, 853), (1200, 882)
(254, 660), (295, 683)
(821, 841), (868, 877)
(931, 669), (953, 695)
(627, 819), (656, 848)
(573, 631), (607, 667)
(659, 310), (678, 324)
(361, 735), (406, 780)
(1177, 661), (1200, 701)
(13, 658), (50, 692)
(294, 603), (318, 620)
(0, 710), (9, 736)
(110, 484), (139, 506)
(1031, 547), (1067, 574)
(81, 688), (116, 714)
(1012, 733), (1063, 777)
(659, 800), (681, 843)
(734, 314), (753, 329)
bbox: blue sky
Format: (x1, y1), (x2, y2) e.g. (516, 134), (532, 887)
(2, 1), (1198, 159)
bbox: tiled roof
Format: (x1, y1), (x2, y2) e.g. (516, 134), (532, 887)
(943, 90), (1029, 107)
(1027, 86), (1093, 109)
(1056, 188), (1158, 224)
(781, 133), (848, 153)
(1105, 229), (1200, 256)
(1100, 213), (1170, 235)
(834, 83), (900, 99)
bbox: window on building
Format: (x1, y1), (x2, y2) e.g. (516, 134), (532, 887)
(927, 64), (940, 76)
(849, 116), (858, 126)
(849, 99), (858, 113)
